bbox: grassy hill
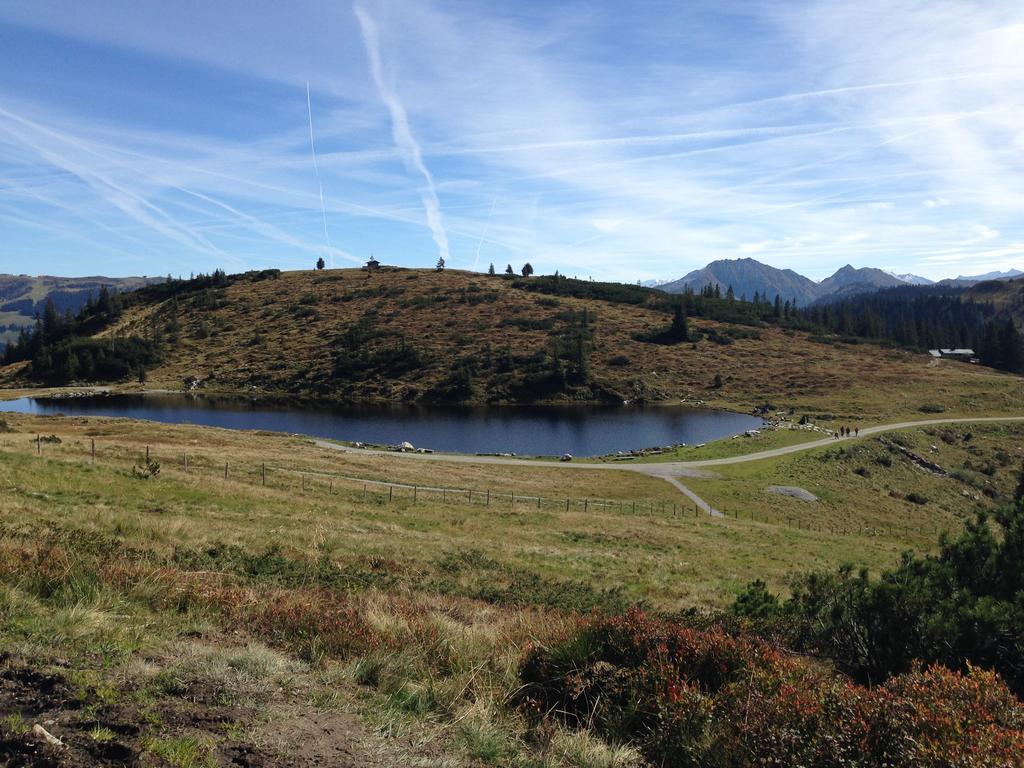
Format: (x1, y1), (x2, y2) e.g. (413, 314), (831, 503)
(4, 266), (1023, 420)
(0, 273), (159, 345)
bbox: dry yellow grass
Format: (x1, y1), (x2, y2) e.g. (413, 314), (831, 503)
(0, 411), (930, 608)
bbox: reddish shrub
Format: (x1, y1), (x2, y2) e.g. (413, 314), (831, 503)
(867, 665), (1024, 767)
(238, 589), (379, 661)
(519, 610), (1024, 767)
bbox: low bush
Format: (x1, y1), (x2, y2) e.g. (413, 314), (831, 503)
(779, 498), (1024, 696)
(245, 589), (378, 662)
(518, 609), (1024, 766)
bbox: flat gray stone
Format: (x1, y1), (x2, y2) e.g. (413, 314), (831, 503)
(767, 485), (818, 502)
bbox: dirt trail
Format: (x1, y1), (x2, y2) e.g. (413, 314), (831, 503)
(0, 652), (450, 768)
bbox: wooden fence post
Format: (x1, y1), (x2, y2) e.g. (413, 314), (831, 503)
(486, 489), (490, 506)
(330, 478), (333, 495)
(224, 462), (229, 479)
(262, 463), (266, 486)
(413, 486), (418, 502)
(389, 485), (393, 502)
(36, 434), (40, 455)
(91, 439), (95, 462)
(537, 495), (541, 509)
(566, 498), (570, 512)
(184, 453), (188, 472)
(146, 446), (150, 463)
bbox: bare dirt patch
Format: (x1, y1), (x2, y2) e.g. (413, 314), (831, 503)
(0, 649), (450, 768)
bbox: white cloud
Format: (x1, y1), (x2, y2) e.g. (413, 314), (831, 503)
(839, 231), (869, 244)
(591, 218), (623, 233)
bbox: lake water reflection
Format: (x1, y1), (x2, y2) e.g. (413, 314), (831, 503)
(0, 394), (765, 457)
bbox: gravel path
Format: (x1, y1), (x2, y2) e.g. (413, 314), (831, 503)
(315, 415), (1024, 518)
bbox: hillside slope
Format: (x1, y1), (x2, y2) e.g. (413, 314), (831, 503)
(0, 273), (159, 345)
(966, 277), (1024, 330)
(12, 266), (1015, 419)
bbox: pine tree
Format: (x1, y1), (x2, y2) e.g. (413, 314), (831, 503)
(42, 299), (60, 340)
(436, 256), (445, 272)
(97, 286), (112, 315)
(488, 263), (495, 276)
(521, 262), (534, 277)
(316, 257), (325, 270)
(505, 264), (514, 277)
(670, 304), (688, 341)
(1000, 319), (1024, 373)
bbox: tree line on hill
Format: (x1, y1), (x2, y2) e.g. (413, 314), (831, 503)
(0, 269), (266, 384)
(0, 285), (161, 384)
(515, 276), (1024, 374)
(800, 286), (1024, 373)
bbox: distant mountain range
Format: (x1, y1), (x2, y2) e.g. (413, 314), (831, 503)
(655, 258), (1024, 305)
(659, 258), (820, 305)
(955, 268), (1023, 282)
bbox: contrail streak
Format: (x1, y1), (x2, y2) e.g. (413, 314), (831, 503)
(472, 196), (497, 271)
(355, 5), (450, 263)
(306, 82), (334, 268)
(0, 105), (225, 260)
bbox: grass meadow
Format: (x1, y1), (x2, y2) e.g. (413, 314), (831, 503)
(1, 408), (1022, 765)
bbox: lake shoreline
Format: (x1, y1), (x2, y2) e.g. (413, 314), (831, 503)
(0, 390), (765, 458)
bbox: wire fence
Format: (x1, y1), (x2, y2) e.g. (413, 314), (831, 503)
(14, 433), (955, 543)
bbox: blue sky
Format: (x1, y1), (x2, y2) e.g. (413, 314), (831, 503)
(1, 0), (1022, 282)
